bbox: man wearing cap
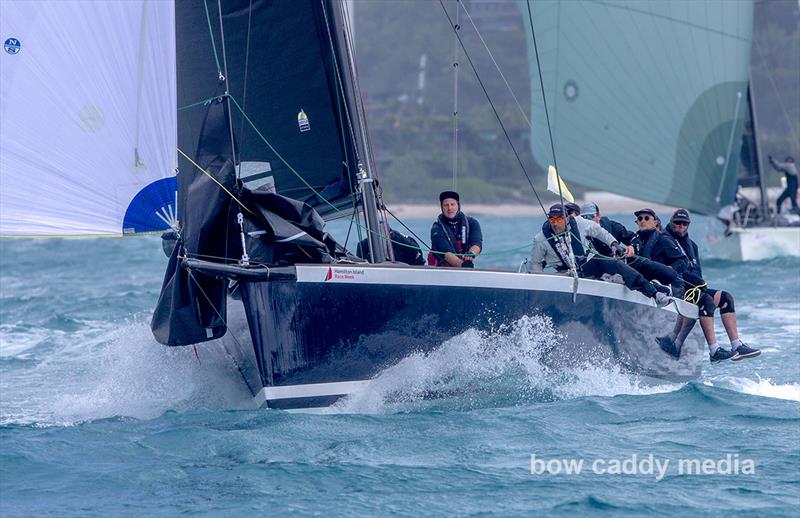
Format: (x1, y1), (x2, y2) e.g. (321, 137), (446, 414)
(564, 202), (581, 218)
(581, 201), (635, 257)
(657, 209), (761, 363)
(429, 191), (482, 267)
(626, 208), (686, 298)
(530, 204), (671, 307)
(769, 155), (798, 215)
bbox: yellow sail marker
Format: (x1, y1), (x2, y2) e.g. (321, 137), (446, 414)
(547, 165), (574, 203)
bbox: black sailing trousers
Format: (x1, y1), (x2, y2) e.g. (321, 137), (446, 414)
(626, 257), (685, 298)
(580, 257), (657, 299)
(777, 174), (799, 213)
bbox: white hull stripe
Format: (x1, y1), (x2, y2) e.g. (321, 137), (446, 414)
(294, 265), (697, 316)
(254, 379), (371, 406)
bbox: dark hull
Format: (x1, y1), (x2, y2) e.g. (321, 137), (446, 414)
(216, 265), (704, 410)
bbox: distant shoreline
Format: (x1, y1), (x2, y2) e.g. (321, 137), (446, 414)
(387, 192), (681, 219)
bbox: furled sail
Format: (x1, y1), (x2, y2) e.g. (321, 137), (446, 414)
(523, 0), (754, 214)
(0, 0), (177, 236)
(175, 0), (364, 220)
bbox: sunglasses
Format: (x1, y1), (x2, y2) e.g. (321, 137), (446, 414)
(636, 215), (653, 222)
(672, 221), (689, 227)
(548, 216), (564, 224)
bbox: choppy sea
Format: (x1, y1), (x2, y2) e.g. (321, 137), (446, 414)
(1, 215), (798, 516)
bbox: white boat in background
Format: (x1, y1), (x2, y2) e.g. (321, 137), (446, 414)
(708, 226), (800, 262)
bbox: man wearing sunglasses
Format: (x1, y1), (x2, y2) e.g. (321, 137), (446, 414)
(530, 204), (671, 307)
(658, 209), (761, 363)
(626, 208), (686, 298)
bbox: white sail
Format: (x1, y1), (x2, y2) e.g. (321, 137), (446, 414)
(0, 0), (176, 236)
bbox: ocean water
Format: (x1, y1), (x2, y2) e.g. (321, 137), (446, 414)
(1, 216), (798, 516)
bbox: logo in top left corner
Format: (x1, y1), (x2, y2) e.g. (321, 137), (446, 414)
(4, 38), (21, 55)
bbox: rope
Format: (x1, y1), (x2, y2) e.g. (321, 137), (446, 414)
(176, 147), (256, 217)
(459, 0), (531, 128)
(202, 0), (223, 79)
(683, 283), (707, 305)
(438, 0), (547, 216)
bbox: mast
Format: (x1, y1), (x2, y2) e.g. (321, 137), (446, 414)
(747, 77), (769, 222)
(338, 0), (390, 263)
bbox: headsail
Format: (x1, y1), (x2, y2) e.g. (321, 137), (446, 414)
(0, 0), (177, 236)
(524, 0), (754, 214)
(175, 0), (364, 220)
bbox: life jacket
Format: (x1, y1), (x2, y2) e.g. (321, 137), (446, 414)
(541, 218), (585, 272)
(633, 229), (660, 259)
(428, 213), (471, 266)
(666, 226), (699, 272)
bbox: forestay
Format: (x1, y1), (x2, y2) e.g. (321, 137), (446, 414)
(0, 0), (176, 236)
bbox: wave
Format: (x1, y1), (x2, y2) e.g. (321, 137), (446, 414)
(0, 322), (253, 426)
(334, 315), (682, 414)
(705, 375), (800, 402)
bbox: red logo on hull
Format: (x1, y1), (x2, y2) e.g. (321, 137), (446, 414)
(324, 267), (333, 281)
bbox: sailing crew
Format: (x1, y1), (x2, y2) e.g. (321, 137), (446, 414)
(429, 191), (482, 267)
(356, 228), (425, 265)
(625, 208), (685, 298)
(529, 204), (671, 307)
(769, 155), (798, 215)
(564, 202), (581, 217)
(658, 209), (761, 363)
(581, 201), (635, 257)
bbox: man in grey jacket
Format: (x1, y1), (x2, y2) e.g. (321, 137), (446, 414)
(530, 204), (671, 307)
(769, 156), (798, 215)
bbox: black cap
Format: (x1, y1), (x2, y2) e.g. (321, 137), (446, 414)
(634, 207), (657, 218)
(671, 208), (691, 224)
(439, 191), (460, 204)
(564, 202), (581, 215)
(548, 203), (566, 216)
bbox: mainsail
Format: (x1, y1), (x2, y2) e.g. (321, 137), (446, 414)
(523, 0), (754, 214)
(0, 0), (176, 236)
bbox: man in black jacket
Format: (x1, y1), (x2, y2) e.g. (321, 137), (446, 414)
(581, 201), (636, 258)
(658, 209), (761, 363)
(429, 191), (482, 267)
(356, 228), (425, 265)
(625, 208), (685, 298)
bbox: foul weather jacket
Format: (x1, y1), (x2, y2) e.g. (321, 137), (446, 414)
(530, 217), (617, 273)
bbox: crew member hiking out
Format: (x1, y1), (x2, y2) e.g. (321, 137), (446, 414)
(529, 204), (671, 307)
(657, 209), (761, 363)
(429, 191), (482, 267)
(625, 208), (685, 298)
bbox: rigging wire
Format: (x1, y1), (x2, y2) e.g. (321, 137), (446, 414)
(458, 0), (531, 128)
(237, 0), (254, 161)
(383, 206), (432, 250)
(525, 0), (579, 289)
(202, 0), (223, 79)
(437, 0), (547, 215)
(452, 0), (460, 191)
(753, 36), (798, 139)
(215, 0), (239, 180)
